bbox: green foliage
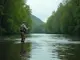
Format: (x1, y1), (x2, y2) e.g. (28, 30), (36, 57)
(0, 0), (32, 35)
(46, 0), (80, 36)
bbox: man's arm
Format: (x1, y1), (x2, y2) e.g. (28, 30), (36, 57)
(24, 24), (28, 30)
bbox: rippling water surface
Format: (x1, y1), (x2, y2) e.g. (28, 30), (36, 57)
(0, 34), (80, 60)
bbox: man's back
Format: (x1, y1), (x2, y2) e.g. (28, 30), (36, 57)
(20, 23), (28, 33)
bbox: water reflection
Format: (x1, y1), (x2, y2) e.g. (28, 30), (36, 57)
(0, 34), (80, 60)
(20, 43), (27, 57)
(20, 42), (31, 60)
(0, 40), (15, 60)
(0, 39), (31, 60)
(28, 34), (80, 60)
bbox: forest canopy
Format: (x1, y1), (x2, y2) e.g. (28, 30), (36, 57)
(46, 0), (80, 36)
(0, 0), (32, 35)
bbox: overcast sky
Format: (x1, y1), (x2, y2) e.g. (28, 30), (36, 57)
(27, 0), (62, 22)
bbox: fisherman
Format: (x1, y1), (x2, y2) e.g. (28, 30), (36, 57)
(20, 21), (28, 42)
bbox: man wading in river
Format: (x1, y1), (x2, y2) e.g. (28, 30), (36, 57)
(20, 21), (28, 42)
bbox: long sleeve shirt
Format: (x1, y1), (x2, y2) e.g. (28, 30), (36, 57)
(20, 24), (28, 32)
(21, 24), (28, 30)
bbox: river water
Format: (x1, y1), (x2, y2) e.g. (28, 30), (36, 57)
(0, 34), (80, 60)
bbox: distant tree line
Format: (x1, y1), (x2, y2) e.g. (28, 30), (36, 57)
(0, 0), (32, 35)
(46, 0), (80, 36)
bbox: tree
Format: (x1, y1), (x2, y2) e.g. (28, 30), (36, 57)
(0, 0), (32, 35)
(46, 0), (80, 36)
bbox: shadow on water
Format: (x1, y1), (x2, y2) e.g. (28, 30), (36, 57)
(0, 39), (32, 60)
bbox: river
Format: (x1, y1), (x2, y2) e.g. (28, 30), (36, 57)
(0, 34), (80, 60)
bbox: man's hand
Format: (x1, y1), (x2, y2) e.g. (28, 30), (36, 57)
(26, 27), (29, 30)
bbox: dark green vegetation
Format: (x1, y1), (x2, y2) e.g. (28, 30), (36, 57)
(46, 0), (80, 36)
(31, 15), (45, 33)
(0, 0), (32, 35)
(0, 0), (45, 35)
(1, 0), (80, 36)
